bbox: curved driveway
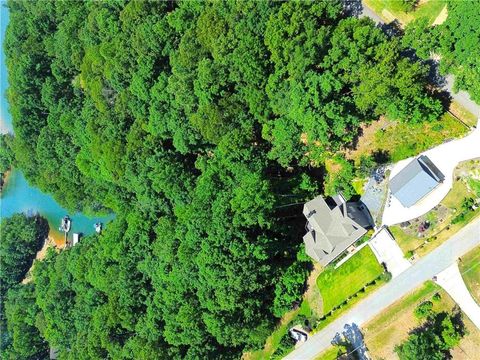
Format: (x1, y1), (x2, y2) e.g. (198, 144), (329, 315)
(285, 217), (480, 360)
(382, 123), (480, 226)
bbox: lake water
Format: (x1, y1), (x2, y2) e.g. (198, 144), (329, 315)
(0, 1), (113, 244)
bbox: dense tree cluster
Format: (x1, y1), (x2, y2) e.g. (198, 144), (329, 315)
(403, 1), (480, 102)
(4, 0), (442, 358)
(0, 134), (15, 175)
(0, 214), (49, 359)
(395, 308), (464, 360)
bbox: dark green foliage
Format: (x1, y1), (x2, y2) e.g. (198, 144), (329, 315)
(395, 310), (464, 360)
(0, 214), (48, 357)
(324, 157), (356, 200)
(0, 134), (15, 174)
(271, 331), (296, 359)
(404, 1), (480, 102)
(0, 214), (48, 298)
(3, 0), (445, 357)
(3, 284), (48, 360)
(357, 155), (377, 178)
(273, 261), (309, 317)
(414, 301), (433, 319)
(451, 198), (475, 224)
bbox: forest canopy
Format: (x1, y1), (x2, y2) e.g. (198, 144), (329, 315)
(403, 0), (480, 102)
(4, 0), (442, 358)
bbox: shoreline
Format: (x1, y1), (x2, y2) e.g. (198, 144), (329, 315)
(0, 168), (11, 192)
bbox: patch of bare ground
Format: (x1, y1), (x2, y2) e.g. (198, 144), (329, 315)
(451, 317), (480, 359)
(432, 5), (448, 26)
(344, 117), (392, 163)
(364, 286), (480, 359)
(304, 263), (323, 317)
(21, 235), (61, 284)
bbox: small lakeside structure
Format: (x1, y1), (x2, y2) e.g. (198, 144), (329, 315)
(303, 194), (373, 266)
(389, 155), (445, 208)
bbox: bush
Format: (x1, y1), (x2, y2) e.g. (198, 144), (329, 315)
(380, 271), (393, 282)
(271, 332), (296, 359)
(414, 301), (433, 320)
(357, 154), (376, 178)
(272, 261), (309, 317)
(396, 311), (465, 360)
(432, 293), (441, 302)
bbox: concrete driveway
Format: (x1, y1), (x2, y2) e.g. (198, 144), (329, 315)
(382, 122), (480, 226)
(369, 228), (411, 278)
(284, 217), (480, 360)
(436, 263), (480, 329)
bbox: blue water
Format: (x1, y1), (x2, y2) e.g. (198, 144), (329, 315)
(0, 0), (12, 133)
(1, 170), (113, 238)
(0, 1), (113, 240)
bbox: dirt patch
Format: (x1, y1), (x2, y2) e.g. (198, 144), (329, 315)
(300, 132), (308, 145)
(325, 158), (343, 174)
(344, 117), (392, 163)
(304, 263), (324, 317)
(381, 8), (397, 23)
(451, 317), (480, 359)
(432, 5), (448, 26)
(21, 236), (59, 284)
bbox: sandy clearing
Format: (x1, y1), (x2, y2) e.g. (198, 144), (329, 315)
(432, 5), (448, 26)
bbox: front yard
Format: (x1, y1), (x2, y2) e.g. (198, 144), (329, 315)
(245, 245), (385, 359)
(363, 281), (480, 359)
(317, 246), (384, 314)
(389, 159), (480, 257)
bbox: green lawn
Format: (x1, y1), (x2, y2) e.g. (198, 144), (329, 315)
(459, 246), (480, 305)
(364, 0), (447, 26)
(316, 246), (384, 314)
(374, 113), (466, 163)
(315, 346), (341, 360)
(348, 112), (468, 165)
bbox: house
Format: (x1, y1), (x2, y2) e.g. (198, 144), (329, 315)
(303, 194), (372, 266)
(72, 233), (80, 246)
(389, 155), (445, 208)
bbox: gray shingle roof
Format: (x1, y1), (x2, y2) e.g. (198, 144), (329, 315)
(303, 196), (369, 265)
(390, 155), (445, 208)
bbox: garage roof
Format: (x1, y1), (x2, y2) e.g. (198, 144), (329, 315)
(390, 155), (445, 208)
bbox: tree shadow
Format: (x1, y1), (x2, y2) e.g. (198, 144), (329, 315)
(372, 150), (391, 164)
(341, 0), (364, 17)
(332, 323), (369, 360)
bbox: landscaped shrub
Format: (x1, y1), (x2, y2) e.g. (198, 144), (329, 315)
(380, 271), (393, 282)
(414, 301), (433, 319)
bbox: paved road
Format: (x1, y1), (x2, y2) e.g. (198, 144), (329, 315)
(359, 2), (480, 118)
(285, 217), (480, 360)
(359, 2), (383, 24)
(436, 263), (480, 329)
(442, 74), (480, 118)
